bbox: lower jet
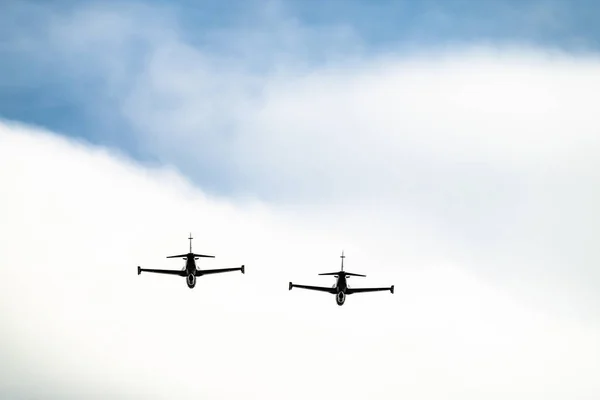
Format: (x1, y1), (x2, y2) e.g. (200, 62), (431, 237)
(137, 234), (245, 289)
(289, 252), (394, 306)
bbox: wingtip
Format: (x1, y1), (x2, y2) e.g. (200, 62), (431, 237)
(289, 282), (293, 291)
(390, 285), (394, 294)
(137, 266), (141, 275)
(241, 265), (245, 274)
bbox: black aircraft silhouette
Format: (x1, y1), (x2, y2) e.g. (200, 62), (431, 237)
(289, 252), (394, 306)
(137, 234), (245, 289)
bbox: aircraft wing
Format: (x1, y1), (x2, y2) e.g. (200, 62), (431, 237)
(289, 283), (336, 293)
(138, 266), (186, 276)
(346, 285), (394, 294)
(196, 265), (245, 276)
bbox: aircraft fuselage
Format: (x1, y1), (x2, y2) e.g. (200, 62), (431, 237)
(334, 275), (348, 306)
(185, 256), (197, 288)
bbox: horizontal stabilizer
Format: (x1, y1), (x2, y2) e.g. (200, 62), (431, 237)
(193, 253), (215, 258)
(166, 253), (215, 259)
(318, 271), (366, 277)
(345, 272), (366, 277)
(166, 254), (188, 259)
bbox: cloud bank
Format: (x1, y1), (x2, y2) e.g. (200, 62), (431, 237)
(1, 120), (599, 399)
(2, 1), (600, 398)
(105, 17), (600, 319)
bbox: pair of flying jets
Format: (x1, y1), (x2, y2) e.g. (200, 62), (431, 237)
(138, 234), (394, 306)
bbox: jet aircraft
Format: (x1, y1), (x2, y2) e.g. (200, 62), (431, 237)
(137, 234), (245, 288)
(289, 252), (394, 306)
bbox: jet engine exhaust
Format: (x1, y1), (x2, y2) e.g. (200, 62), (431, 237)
(336, 291), (345, 306)
(187, 274), (196, 288)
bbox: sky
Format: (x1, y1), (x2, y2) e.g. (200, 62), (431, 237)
(1, 0), (600, 399)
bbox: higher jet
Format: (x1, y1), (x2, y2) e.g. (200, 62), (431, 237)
(289, 252), (394, 306)
(137, 234), (245, 289)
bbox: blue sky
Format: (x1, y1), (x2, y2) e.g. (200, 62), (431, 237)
(1, 0), (600, 196)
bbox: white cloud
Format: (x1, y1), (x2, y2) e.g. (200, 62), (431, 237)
(117, 38), (600, 319)
(3, 2), (600, 397)
(125, 45), (600, 185)
(1, 120), (599, 399)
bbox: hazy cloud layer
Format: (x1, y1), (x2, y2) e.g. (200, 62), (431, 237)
(1, 121), (599, 399)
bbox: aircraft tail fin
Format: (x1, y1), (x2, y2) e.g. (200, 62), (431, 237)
(164, 234), (216, 259)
